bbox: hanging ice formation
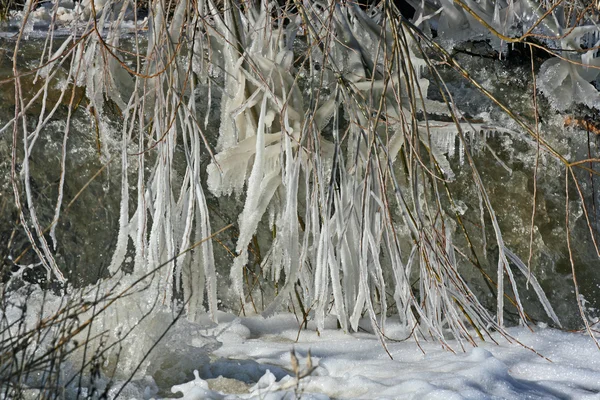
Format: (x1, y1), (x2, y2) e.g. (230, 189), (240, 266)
(409, 0), (600, 111)
(198, 0), (561, 342)
(536, 25), (600, 111)
(44, 0), (220, 321)
(10, 0), (567, 345)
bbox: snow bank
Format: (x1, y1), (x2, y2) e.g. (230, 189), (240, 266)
(169, 314), (600, 400)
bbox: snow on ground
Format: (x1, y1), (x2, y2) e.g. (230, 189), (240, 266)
(151, 312), (600, 400)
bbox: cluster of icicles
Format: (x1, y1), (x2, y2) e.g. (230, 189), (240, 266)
(12, 0), (600, 347)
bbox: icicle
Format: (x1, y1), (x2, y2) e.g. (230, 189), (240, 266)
(175, 106), (196, 295)
(174, 171), (193, 291)
(184, 207), (206, 322)
(325, 215), (348, 331)
(194, 138), (218, 320)
(313, 225), (329, 331)
(232, 96), (272, 298)
(458, 134), (465, 166)
(504, 247), (561, 327)
(262, 137), (301, 317)
(133, 114), (147, 275)
(107, 110), (132, 275)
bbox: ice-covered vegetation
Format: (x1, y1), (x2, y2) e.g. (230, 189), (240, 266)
(1, 0), (600, 397)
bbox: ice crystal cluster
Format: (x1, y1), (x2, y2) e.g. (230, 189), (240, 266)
(408, 0), (600, 110)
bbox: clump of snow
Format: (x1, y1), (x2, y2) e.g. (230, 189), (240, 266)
(171, 370), (225, 400)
